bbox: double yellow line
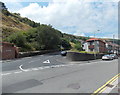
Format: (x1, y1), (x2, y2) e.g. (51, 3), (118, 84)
(92, 73), (120, 95)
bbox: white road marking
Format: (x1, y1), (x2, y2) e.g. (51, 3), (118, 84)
(19, 65), (31, 72)
(14, 71), (22, 74)
(1, 73), (11, 76)
(38, 67), (44, 70)
(1, 64), (77, 76)
(42, 66), (50, 69)
(31, 68), (39, 71)
(43, 60), (50, 64)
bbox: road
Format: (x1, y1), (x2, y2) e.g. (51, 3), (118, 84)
(1, 52), (119, 93)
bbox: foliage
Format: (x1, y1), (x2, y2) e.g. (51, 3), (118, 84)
(18, 17), (40, 28)
(70, 39), (80, 44)
(79, 36), (90, 41)
(37, 24), (62, 50)
(70, 49), (99, 54)
(5, 32), (26, 48)
(74, 43), (83, 51)
(4, 24), (64, 51)
(61, 38), (71, 50)
(2, 9), (10, 16)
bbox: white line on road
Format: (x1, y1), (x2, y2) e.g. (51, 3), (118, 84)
(38, 67), (44, 70)
(1, 73), (11, 76)
(31, 68), (39, 71)
(14, 71), (22, 74)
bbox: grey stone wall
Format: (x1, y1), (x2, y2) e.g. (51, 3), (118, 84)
(18, 50), (60, 58)
(67, 52), (104, 61)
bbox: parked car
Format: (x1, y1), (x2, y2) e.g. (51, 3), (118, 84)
(102, 55), (113, 60)
(110, 54), (118, 59)
(61, 51), (67, 56)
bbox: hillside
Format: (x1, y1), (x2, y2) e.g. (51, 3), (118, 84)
(1, 2), (40, 39)
(2, 13), (32, 38)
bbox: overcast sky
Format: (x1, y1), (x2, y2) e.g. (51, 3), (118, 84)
(2, 0), (118, 39)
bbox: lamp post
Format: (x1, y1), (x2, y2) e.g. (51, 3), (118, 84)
(113, 35), (115, 54)
(94, 30), (100, 59)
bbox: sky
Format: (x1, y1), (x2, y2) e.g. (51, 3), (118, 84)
(2, 0), (119, 39)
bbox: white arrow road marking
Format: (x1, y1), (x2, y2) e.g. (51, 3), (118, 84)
(19, 65), (31, 72)
(43, 60), (50, 64)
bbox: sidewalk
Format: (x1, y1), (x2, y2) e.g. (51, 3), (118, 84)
(109, 82), (120, 94)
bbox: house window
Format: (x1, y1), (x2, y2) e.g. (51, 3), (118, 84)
(90, 42), (93, 45)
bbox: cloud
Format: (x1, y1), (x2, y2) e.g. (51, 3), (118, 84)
(12, 0), (118, 38)
(5, 2), (23, 12)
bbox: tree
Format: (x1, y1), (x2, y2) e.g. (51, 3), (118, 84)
(61, 38), (71, 50)
(74, 43), (83, 51)
(5, 32), (26, 48)
(37, 25), (62, 50)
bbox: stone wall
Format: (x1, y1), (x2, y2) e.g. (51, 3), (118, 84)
(67, 52), (104, 61)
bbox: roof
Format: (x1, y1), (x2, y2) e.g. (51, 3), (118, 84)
(86, 38), (105, 43)
(106, 41), (120, 47)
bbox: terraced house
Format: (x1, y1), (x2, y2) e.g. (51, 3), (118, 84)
(106, 41), (120, 54)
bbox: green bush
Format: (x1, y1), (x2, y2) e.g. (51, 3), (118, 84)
(61, 38), (71, 50)
(74, 43), (83, 51)
(5, 32), (26, 48)
(37, 25), (62, 50)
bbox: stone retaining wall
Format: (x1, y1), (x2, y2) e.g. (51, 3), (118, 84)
(18, 50), (60, 58)
(67, 52), (104, 61)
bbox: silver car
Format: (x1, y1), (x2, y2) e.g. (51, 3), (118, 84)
(110, 54), (118, 59)
(102, 55), (113, 60)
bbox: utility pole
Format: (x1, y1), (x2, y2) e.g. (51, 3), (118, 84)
(94, 31), (96, 60)
(94, 30), (100, 60)
(113, 35), (115, 54)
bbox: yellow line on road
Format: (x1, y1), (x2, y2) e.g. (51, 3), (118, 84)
(92, 73), (120, 95)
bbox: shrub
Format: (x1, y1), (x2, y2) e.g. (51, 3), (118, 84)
(74, 43), (83, 51)
(5, 32), (26, 48)
(37, 25), (62, 50)
(61, 38), (71, 50)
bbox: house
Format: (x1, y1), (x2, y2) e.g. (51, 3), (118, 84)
(83, 38), (107, 53)
(0, 42), (19, 60)
(106, 41), (120, 54)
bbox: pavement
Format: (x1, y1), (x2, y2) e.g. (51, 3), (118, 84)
(1, 52), (119, 94)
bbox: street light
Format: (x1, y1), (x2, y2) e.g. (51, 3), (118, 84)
(94, 30), (100, 59)
(113, 35), (115, 54)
